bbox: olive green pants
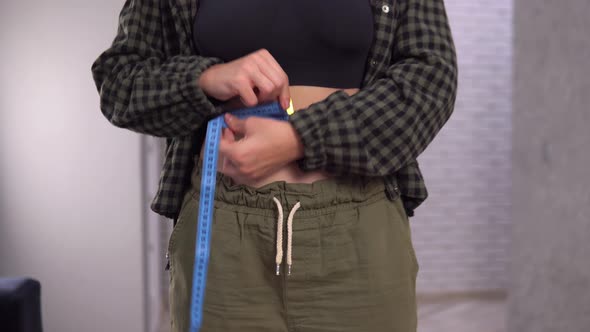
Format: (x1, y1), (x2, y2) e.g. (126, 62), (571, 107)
(168, 158), (418, 332)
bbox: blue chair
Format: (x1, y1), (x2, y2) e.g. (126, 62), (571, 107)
(0, 278), (43, 332)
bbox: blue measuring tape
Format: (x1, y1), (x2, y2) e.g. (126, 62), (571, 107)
(190, 101), (293, 332)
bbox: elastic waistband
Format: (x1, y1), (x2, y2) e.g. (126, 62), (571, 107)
(190, 157), (387, 218)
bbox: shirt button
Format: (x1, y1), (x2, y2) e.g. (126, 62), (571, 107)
(382, 4), (390, 13)
(370, 60), (377, 67)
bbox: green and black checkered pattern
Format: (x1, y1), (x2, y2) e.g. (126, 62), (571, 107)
(91, 0), (457, 219)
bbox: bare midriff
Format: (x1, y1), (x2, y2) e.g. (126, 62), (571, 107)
(199, 86), (359, 188)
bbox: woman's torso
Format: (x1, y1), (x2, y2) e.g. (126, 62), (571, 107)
(195, 0), (374, 188)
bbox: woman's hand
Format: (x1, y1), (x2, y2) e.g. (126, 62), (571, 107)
(199, 49), (291, 110)
(218, 114), (304, 183)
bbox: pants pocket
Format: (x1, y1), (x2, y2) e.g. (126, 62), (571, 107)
(167, 189), (197, 261)
(167, 189), (199, 332)
(389, 196), (419, 276)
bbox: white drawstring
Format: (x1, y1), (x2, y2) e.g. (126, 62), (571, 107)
(286, 201), (301, 275)
(272, 197), (284, 275)
(272, 197), (301, 276)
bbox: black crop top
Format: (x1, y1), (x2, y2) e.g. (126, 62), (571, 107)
(193, 0), (374, 88)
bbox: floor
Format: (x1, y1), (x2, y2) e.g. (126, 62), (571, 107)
(418, 295), (506, 332)
(159, 295), (507, 332)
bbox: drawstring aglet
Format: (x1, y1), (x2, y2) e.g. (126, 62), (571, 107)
(287, 265), (292, 276)
(276, 264), (281, 276)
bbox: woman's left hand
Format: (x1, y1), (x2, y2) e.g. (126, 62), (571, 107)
(218, 113), (304, 183)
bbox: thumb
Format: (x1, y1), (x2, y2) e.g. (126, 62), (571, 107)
(221, 127), (236, 142)
(225, 113), (247, 135)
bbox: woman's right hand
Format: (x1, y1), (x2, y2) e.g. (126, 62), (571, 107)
(198, 49), (291, 110)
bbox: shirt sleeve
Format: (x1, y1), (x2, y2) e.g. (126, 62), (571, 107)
(91, 0), (224, 138)
(288, 0), (458, 177)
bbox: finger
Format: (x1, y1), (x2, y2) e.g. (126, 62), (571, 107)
(221, 150), (253, 181)
(218, 136), (237, 162)
(220, 155), (240, 178)
(279, 81), (291, 110)
(257, 64), (290, 108)
(224, 114), (247, 135)
(218, 131), (230, 174)
(219, 133), (248, 169)
(250, 70), (277, 103)
(255, 49), (288, 85)
(255, 58), (284, 94)
(221, 127), (236, 142)
(235, 78), (258, 107)
(255, 50), (290, 109)
(223, 125), (243, 142)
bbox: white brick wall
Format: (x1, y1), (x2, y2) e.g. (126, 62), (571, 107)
(412, 0), (513, 293)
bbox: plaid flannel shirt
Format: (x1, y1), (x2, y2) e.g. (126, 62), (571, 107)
(91, 0), (457, 219)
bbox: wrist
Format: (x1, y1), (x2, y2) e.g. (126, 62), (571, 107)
(198, 66), (212, 91)
(285, 122), (305, 162)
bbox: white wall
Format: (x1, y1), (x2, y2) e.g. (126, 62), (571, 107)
(412, 0), (513, 293)
(0, 1), (146, 331)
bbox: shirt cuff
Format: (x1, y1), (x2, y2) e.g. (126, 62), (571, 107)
(180, 57), (224, 116)
(288, 104), (328, 171)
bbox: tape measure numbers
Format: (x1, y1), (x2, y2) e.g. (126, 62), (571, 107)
(190, 101), (292, 332)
